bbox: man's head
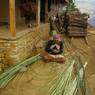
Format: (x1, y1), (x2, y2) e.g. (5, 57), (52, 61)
(53, 34), (61, 42)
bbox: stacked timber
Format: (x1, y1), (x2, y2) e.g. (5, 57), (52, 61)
(66, 10), (88, 37)
(50, 15), (65, 34)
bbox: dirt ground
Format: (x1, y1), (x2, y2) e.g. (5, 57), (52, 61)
(0, 28), (95, 95)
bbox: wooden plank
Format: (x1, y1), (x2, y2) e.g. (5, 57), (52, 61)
(9, 0), (16, 37)
(45, 0), (48, 22)
(36, 0), (40, 26)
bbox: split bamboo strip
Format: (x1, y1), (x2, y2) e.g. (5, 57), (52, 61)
(49, 60), (75, 95)
(0, 54), (42, 88)
(63, 61), (87, 95)
(49, 56), (88, 95)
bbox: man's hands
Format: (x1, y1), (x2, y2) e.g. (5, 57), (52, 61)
(53, 49), (59, 53)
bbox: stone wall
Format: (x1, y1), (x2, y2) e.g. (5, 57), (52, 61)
(0, 24), (50, 69)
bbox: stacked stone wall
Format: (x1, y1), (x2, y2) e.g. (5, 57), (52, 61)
(0, 24), (50, 70)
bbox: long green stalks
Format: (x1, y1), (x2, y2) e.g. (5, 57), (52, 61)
(0, 54), (42, 88)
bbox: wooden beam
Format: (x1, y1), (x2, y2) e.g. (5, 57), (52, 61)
(9, 0), (16, 37)
(36, 0), (40, 26)
(45, 0), (48, 22)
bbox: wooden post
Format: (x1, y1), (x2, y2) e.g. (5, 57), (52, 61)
(9, 0), (16, 37)
(36, 0), (40, 26)
(51, 0), (53, 5)
(45, 0), (48, 22)
(54, 0), (56, 4)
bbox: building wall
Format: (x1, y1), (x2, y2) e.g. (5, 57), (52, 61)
(0, 24), (50, 69)
(0, 0), (9, 22)
(0, 0), (24, 23)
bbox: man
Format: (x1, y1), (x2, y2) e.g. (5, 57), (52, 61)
(43, 34), (65, 63)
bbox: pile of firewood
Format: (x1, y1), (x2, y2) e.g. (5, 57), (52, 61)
(49, 15), (65, 34)
(48, 5), (88, 37)
(65, 10), (88, 37)
(48, 4), (66, 34)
